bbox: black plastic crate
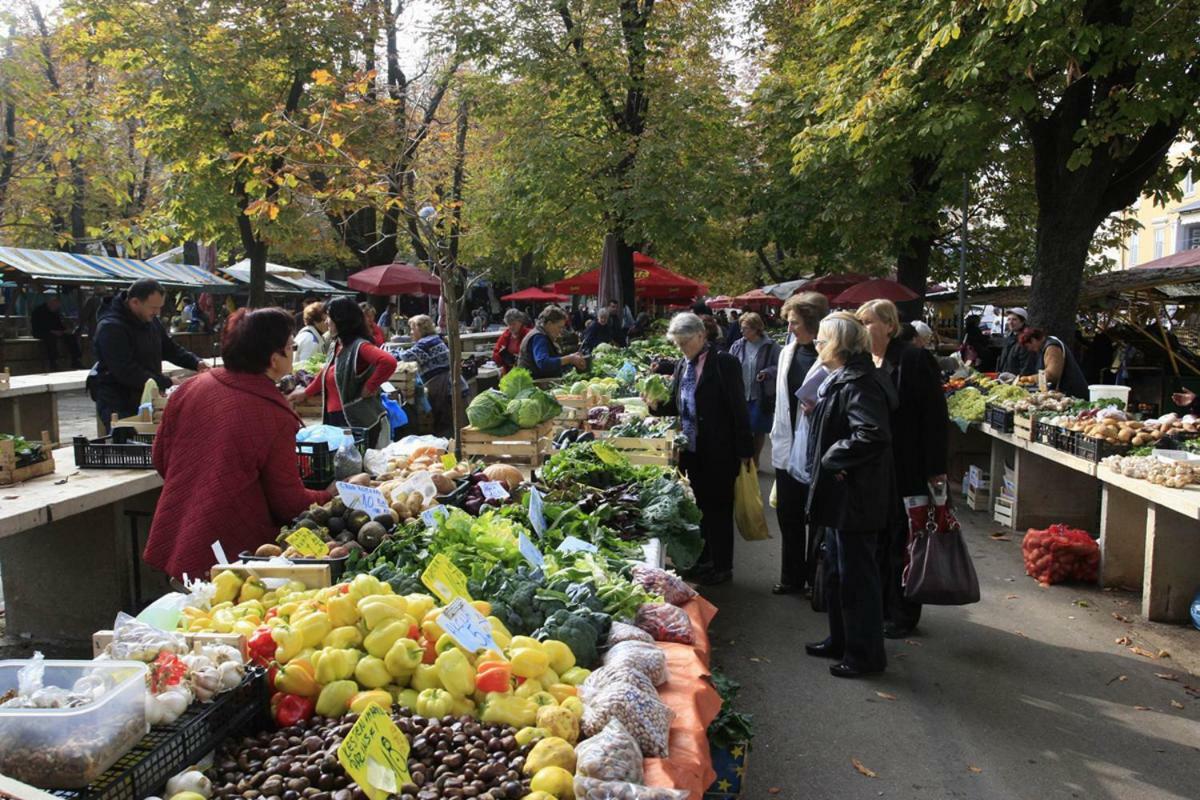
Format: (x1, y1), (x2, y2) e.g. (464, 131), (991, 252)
(51, 669), (269, 800)
(296, 427), (367, 488)
(1032, 419), (1069, 451)
(984, 405), (1014, 432)
(1073, 434), (1130, 463)
(73, 428), (156, 469)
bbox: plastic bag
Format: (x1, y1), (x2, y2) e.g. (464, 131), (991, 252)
(574, 720), (644, 783)
(602, 641), (669, 686)
(334, 435), (364, 479)
(574, 777), (689, 800)
(106, 612), (188, 662)
(380, 393), (409, 432)
(634, 603), (695, 645)
(581, 683), (674, 757)
(733, 462), (770, 541)
(606, 621), (654, 647)
(296, 425), (354, 448)
(630, 565), (697, 606)
(580, 664), (659, 704)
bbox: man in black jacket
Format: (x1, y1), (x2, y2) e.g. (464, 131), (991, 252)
(996, 307), (1033, 376)
(89, 278), (208, 430)
(31, 292), (82, 370)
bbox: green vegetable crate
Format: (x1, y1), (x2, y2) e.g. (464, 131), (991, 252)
(0, 431), (55, 486)
(704, 740), (749, 800)
(460, 420), (555, 466)
(597, 434), (678, 466)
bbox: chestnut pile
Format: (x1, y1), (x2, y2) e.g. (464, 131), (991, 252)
(207, 711), (534, 800)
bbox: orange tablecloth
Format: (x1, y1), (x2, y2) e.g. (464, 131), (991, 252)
(643, 596), (722, 797)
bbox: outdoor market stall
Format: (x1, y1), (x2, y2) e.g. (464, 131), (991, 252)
(550, 253), (708, 301)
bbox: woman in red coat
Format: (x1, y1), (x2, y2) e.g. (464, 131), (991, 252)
(144, 308), (332, 580)
(492, 309), (532, 375)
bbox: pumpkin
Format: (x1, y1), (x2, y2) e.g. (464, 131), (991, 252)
(483, 463), (523, 491)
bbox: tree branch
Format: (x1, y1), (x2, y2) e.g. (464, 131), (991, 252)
(555, 0), (623, 129)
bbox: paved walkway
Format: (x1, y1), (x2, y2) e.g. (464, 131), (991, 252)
(702, 474), (1200, 800)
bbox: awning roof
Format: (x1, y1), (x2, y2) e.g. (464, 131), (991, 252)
(0, 246), (236, 291)
(927, 262), (1200, 306)
(223, 264), (353, 296)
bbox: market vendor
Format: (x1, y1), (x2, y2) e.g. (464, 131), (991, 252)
(293, 301), (329, 364)
(88, 278), (208, 431)
(492, 309), (532, 374)
(394, 314), (468, 438)
(646, 312), (752, 586)
(289, 297), (397, 447)
(144, 308), (333, 581)
(1019, 327), (1089, 398)
(517, 305), (587, 378)
(996, 307), (1034, 375)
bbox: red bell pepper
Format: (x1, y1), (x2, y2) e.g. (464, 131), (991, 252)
(248, 626), (277, 667)
(475, 663), (512, 694)
(272, 692), (316, 728)
(421, 636), (438, 664)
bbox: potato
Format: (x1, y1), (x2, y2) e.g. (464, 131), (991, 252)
(255, 543), (283, 557)
(347, 473), (372, 486)
(1118, 428), (1134, 443)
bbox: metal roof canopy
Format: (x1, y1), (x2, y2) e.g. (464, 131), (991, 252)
(927, 262), (1200, 307)
(0, 247), (124, 286)
(75, 254), (238, 293)
(225, 261), (353, 296)
(0, 246), (237, 291)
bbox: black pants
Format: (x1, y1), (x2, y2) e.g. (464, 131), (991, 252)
(824, 528), (886, 671)
(39, 333), (82, 370)
(681, 451), (736, 573)
(774, 469), (816, 589)
(879, 519), (922, 630)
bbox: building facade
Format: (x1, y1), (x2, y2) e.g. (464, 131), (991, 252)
(1119, 144), (1200, 268)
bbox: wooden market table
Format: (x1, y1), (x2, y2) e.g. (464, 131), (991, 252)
(0, 359), (219, 444)
(974, 422), (1199, 623)
(0, 444), (166, 647)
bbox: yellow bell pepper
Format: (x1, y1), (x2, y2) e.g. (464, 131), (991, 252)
(559, 667), (590, 686)
(435, 633), (464, 656)
(509, 636), (542, 652)
(327, 593), (360, 628)
(435, 649), (476, 698)
(514, 679), (544, 699)
(539, 667), (561, 687)
(471, 600), (492, 617)
(348, 574), (386, 601)
(487, 617), (513, 650)
(529, 766), (574, 800)
(212, 571), (244, 605)
(421, 616), (445, 644)
(410, 663), (443, 692)
(238, 576), (267, 604)
(416, 688), (454, 718)
(514, 726), (549, 747)
(315, 680), (358, 717)
(535, 705), (579, 744)
(275, 658), (319, 697)
(541, 640), (575, 675)
(405, 593), (436, 622)
(481, 694), (537, 728)
(510, 648), (549, 679)
(324, 625), (364, 650)
(394, 687), (420, 711)
(272, 625), (305, 663)
(349, 689), (393, 715)
(450, 695), (476, 717)
(524, 737), (576, 775)
(232, 619), (260, 638)
(354, 655), (393, 689)
(293, 612), (333, 649)
(547, 683), (577, 703)
(363, 619), (408, 659)
(358, 596), (408, 630)
(313, 648), (362, 683)
(527, 691), (557, 709)
(384, 638), (424, 679)
(560, 696), (583, 719)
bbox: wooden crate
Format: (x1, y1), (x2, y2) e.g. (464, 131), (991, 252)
(0, 431), (55, 486)
(993, 495), (1014, 528)
(111, 410), (159, 435)
(601, 435), (679, 466)
(1013, 414), (1033, 442)
(391, 363), (418, 400)
(553, 395), (590, 429)
(460, 420), (555, 466)
(92, 629), (247, 660)
(966, 483), (991, 512)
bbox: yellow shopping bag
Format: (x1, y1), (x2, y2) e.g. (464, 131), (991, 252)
(734, 462), (771, 541)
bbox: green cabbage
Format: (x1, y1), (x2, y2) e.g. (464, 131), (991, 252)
(506, 398), (544, 427)
(467, 389), (510, 431)
(639, 374), (670, 405)
(570, 381), (588, 396)
(500, 367), (534, 399)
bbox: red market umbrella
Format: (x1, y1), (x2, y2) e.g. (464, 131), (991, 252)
(500, 287), (569, 302)
(707, 295), (734, 310)
(832, 278), (920, 307)
(347, 263), (441, 296)
(551, 252), (707, 300)
(734, 288), (783, 307)
(797, 272), (871, 300)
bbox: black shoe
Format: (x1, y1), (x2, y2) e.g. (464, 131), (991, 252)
(682, 562), (713, 580)
(883, 623), (915, 640)
(697, 569), (732, 587)
(805, 640), (843, 659)
(830, 662), (884, 679)
(772, 583), (800, 595)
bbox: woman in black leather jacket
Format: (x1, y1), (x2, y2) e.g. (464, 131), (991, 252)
(805, 312), (897, 678)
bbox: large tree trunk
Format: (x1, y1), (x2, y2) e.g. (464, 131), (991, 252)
(892, 157), (940, 320)
(1027, 203), (1096, 341)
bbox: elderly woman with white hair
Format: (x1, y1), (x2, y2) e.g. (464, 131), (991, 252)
(395, 314), (468, 438)
(644, 312), (753, 586)
(804, 312), (897, 678)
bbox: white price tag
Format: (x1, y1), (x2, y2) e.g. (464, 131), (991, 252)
(380, 381), (397, 394)
(211, 540), (229, 565)
(518, 532), (545, 570)
(437, 597), (498, 652)
(556, 535), (598, 555)
(337, 483), (390, 517)
(421, 505), (448, 528)
(479, 481), (510, 501)
(527, 485), (546, 538)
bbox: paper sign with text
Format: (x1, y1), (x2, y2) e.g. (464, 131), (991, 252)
(556, 535), (599, 555)
(527, 485), (546, 538)
(438, 597), (498, 653)
(421, 505), (449, 528)
(518, 532), (545, 570)
(285, 528), (330, 557)
(337, 482), (390, 517)
(421, 553), (472, 604)
(479, 481), (510, 501)
(337, 703), (411, 800)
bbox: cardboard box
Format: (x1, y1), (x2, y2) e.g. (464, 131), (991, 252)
(705, 741), (749, 799)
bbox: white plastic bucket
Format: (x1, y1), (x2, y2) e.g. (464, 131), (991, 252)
(1088, 384), (1131, 405)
